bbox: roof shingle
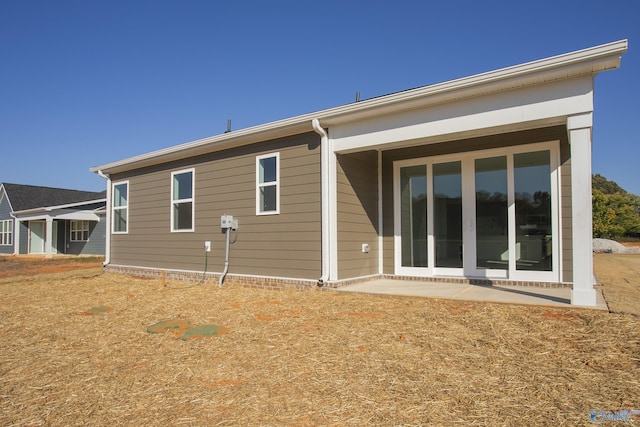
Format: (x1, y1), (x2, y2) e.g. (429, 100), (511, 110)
(1, 183), (105, 212)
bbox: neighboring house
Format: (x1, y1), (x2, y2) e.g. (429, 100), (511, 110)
(90, 40), (627, 307)
(0, 183), (106, 257)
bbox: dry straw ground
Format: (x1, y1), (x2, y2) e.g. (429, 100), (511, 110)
(1, 255), (639, 426)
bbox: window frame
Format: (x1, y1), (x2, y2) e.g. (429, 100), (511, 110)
(70, 220), (90, 242)
(111, 181), (129, 234)
(171, 168), (195, 232)
(256, 152), (280, 215)
(0, 219), (13, 246)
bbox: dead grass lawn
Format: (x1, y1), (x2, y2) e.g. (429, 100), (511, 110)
(0, 257), (639, 425)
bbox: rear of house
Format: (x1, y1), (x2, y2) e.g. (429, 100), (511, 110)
(92, 40), (627, 306)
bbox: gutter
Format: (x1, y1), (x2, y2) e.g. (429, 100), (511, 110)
(312, 118), (330, 286)
(97, 170), (111, 266)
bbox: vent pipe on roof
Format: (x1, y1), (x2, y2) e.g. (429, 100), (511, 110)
(224, 119), (232, 133)
(355, 91), (361, 102)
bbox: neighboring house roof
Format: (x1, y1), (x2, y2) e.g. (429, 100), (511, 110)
(0, 183), (106, 212)
(91, 39), (628, 175)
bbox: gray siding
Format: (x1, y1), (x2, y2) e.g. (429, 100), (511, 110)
(381, 126), (570, 278)
(65, 216), (106, 255)
(0, 193), (14, 254)
(336, 151), (379, 279)
(559, 139), (572, 283)
(110, 132), (322, 280)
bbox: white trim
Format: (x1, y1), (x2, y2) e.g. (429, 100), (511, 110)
(11, 198), (106, 216)
(255, 152), (280, 215)
(567, 112), (593, 131)
(0, 219), (13, 246)
(70, 220), (90, 242)
(111, 180), (129, 234)
(17, 210), (100, 222)
(0, 184), (15, 214)
(569, 126), (597, 306)
(170, 168), (195, 232)
(393, 141), (561, 283)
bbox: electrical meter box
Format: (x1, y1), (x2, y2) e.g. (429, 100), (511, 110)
(221, 214), (238, 230)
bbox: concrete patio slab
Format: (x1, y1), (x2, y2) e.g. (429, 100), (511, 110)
(336, 279), (608, 310)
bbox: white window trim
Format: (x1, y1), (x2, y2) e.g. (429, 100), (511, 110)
(256, 152), (280, 215)
(0, 219), (13, 246)
(70, 220), (90, 242)
(393, 140), (560, 283)
(111, 180), (129, 234)
(171, 168), (195, 232)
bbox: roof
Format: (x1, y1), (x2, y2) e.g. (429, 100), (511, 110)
(91, 39), (628, 175)
(1, 183), (106, 212)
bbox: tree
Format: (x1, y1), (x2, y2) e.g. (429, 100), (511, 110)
(592, 174), (640, 239)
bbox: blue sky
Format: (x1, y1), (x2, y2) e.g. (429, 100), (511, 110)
(1, 1), (639, 195)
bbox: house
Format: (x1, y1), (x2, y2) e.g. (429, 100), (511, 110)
(0, 183), (106, 257)
(90, 40), (627, 307)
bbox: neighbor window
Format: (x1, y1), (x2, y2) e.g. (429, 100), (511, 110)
(171, 169), (194, 231)
(70, 220), (90, 241)
(256, 153), (279, 215)
(112, 181), (128, 233)
(0, 219), (13, 245)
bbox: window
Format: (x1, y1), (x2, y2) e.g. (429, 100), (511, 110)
(70, 220), (90, 241)
(171, 169), (194, 231)
(112, 181), (128, 233)
(0, 219), (13, 246)
(256, 153), (279, 215)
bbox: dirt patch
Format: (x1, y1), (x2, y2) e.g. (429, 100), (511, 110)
(621, 241), (640, 247)
(0, 256), (103, 279)
(0, 257), (638, 425)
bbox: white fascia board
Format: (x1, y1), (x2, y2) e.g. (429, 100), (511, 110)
(332, 76), (594, 153)
(16, 209), (100, 222)
(0, 185), (14, 213)
(12, 198), (106, 216)
(91, 40), (627, 175)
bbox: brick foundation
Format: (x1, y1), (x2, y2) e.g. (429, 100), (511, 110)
(104, 265), (572, 291)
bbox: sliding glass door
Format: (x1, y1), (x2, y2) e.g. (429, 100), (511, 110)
(394, 142), (559, 282)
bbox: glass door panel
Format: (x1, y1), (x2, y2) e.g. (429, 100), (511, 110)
(400, 165), (428, 267)
(475, 156), (508, 270)
(433, 161), (462, 268)
(514, 151), (552, 271)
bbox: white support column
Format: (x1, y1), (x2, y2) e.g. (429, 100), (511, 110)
(13, 218), (20, 255)
(568, 113), (596, 306)
(45, 216), (53, 259)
